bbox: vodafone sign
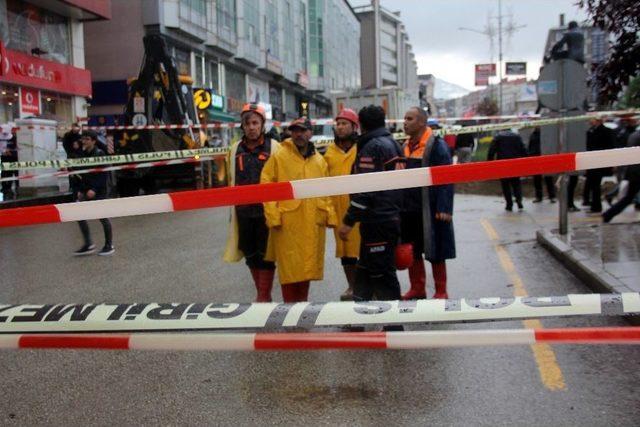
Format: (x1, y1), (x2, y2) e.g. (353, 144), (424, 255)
(19, 87), (41, 117)
(0, 41), (91, 97)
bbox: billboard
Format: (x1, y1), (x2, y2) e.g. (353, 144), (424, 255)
(506, 62), (527, 75)
(475, 63), (496, 86)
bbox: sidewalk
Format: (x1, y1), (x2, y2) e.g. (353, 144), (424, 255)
(537, 209), (640, 323)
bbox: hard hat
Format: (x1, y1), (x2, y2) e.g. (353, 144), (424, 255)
(287, 117), (313, 131)
(395, 243), (414, 270)
(241, 103), (266, 122)
(335, 108), (359, 128)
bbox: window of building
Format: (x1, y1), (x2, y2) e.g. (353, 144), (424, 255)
(225, 67), (246, 101)
(217, 0), (236, 32)
(299, 0), (307, 71)
(208, 61), (220, 93)
(174, 47), (191, 76)
(0, 84), (20, 123)
(40, 91), (72, 126)
(194, 54), (205, 87)
(266, 0), (279, 58)
(243, 0), (259, 46)
(308, 0), (322, 77)
(0, 0), (71, 64)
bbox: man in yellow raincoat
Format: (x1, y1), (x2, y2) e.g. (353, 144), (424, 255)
(223, 103), (279, 302)
(261, 117), (338, 303)
(324, 108), (360, 300)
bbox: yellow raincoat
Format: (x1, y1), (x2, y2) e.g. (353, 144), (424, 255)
(223, 138), (279, 262)
(323, 142), (360, 259)
(261, 139), (338, 285)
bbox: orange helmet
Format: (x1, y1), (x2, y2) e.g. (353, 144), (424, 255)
(335, 108), (359, 128)
(241, 103), (266, 122)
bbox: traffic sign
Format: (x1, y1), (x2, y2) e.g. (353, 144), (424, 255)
(537, 59), (587, 112)
(132, 113), (147, 127)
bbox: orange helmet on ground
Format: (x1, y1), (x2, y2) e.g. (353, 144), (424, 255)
(241, 103), (266, 122)
(335, 108), (359, 128)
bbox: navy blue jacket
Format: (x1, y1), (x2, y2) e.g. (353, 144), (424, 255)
(78, 146), (109, 198)
(488, 131), (528, 161)
(343, 127), (403, 226)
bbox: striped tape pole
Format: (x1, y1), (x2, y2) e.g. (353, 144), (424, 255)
(1, 147), (639, 228)
(1, 327), (639, 351)
(2, 111), (636, 172)
(0, 294), (637, 333)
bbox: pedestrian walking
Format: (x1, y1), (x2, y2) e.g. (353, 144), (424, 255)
(400, 107), (455, 300)
(224, 103), (279, 302)
(324, 108), (360, 301)
(582, 117), (615, 213)
(528, 127), (557, 203)
(73, 131), (114, 256)
(338, 105), (404, 303)
(487, 129), (528, 211)
(455, 121), (475, 164)
(261, 117), (337, 303)
(605, 114), (637, 205)
(603, 130), (640, 222)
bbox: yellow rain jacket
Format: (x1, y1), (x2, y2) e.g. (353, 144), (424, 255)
(323, 142), (360, 259)
(261, 139), (338, 285)
(223, 138), (279, 262)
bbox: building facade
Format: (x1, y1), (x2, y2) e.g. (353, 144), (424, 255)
(84, 0), (360, 125)
(0, 0), (111, 127)
(353, 1), (418, 94)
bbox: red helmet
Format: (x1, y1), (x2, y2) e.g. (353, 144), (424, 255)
(395, 243), (414, 270)
(241, 103), (266, 122)
(335, 108), (359, 128)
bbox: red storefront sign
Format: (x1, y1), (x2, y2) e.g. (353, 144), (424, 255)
(0, 42), (92, 97)
(20, 87), (41, 116)
(475, 63), (496, 87)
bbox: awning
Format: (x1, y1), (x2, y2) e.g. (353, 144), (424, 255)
(206, 110), (238, 123)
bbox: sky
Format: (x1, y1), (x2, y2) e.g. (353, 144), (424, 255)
(349, 0), (589, 90)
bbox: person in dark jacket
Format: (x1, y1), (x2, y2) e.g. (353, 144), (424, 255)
(455, 120), (475, 164)
(73, 131), (114, 256)
(338, 105), (404, 304)
(582, 117), (615, 213)
(605, 115), (638, 204)
(488, 129), (528, 211)
(401, 107), (455, 300)
(603, 130), (640, 222)
(1, 129), (18, 199)
(528, 127), (557, 203)
(549, 21), (585, 63)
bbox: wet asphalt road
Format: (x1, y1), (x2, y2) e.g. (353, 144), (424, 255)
(0, 194), (639, 426)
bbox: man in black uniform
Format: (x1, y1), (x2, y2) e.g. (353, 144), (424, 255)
(488, 129), (529, 211)
(223, 103), (277, 302)
(583, 117), (615, 213)
(73, 131), (114, 256)
(528, 127), (557, 203)
(338, 105), (404, 303)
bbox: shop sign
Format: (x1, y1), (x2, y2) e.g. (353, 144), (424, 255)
(211, 93), (224, 110)
(227, 96), (245, 113)
(506, 62), (527, 76)
(193, 89), (212, 110)
(475, 63), (496, 86)
(19, 87), (40, 116)
(0, 41), (92, 96)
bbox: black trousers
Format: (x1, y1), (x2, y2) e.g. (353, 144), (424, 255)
(568, 175), (578, 207)
(353, 219), (401, 301)
(78, 219), (112, 246)
(603, 178), (640, 222)
(237, 214), (274, 270)
(584, 171), (604, 211)
(533, 175), (556, 200)
(500, 178), (522, 206)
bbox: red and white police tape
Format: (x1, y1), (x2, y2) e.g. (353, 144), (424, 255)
(1, 327), (639, 351)
(1, 147), (639, 228)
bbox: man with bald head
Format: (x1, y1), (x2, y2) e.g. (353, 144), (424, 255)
(400, 107), (456, 300)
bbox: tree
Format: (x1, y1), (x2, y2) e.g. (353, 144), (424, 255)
(578, 0), (640, 105)
(619, 75), (640, 109)
(476, 97), (498, 116)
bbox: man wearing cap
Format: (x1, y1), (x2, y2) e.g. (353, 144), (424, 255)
(324, 108), (360, 300)
(261, 117), (337, 303)
(400, 106), (455, 300)
(73, 131), (114, 256)
(224, 103), (279, 302)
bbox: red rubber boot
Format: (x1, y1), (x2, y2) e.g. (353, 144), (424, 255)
(432, 261), (448, 299)
(249, 268), (260, 300)
(402, 259), (427, 300)
(256, 269), (274, 303)
(281, 283), (298, 303)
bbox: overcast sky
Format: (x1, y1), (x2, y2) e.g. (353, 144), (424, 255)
(349, 0), (589, 89)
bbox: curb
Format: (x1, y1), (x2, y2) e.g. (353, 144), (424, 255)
(536, 229), (639, 326)
(0, 192), (72, 209)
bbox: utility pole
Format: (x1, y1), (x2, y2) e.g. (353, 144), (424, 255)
(459, 0), (525, 115)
